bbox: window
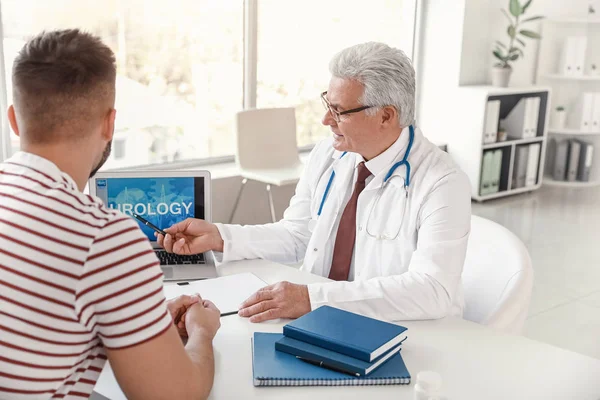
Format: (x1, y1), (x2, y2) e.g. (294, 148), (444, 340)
(0, 0), (243, 168)
(256, 0), (418, 147)
(0, 0), (417, 167)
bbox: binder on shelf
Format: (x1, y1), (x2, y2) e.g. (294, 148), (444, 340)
(559, 36), (577, 76)
(503, 97), (538, 139)
(480, 151), (495, 196)
(491, 149), (502, 193)
(574, 36), (588, 76)
(567, 140), (581, 182)
(592, 93), (600, 132)
(552, 139), (569, 181)
(570, 93), (595, 132)
(577, 141), (594, 182)
(483, 100), (501, 144)
(513, 145), (529, 189)
(525, 143), (541, 187)
(529, 97), (541, 137)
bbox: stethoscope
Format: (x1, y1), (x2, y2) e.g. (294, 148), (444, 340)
(309, 125), (414, 240)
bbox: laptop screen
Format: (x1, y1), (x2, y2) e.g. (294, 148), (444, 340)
(94, 176), (205, 242)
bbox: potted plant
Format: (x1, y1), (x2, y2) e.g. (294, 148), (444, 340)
(492, 0), (544, 87)
(553, 106), (567, 128)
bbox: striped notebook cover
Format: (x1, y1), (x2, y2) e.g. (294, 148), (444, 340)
(252, 333), (410, 387)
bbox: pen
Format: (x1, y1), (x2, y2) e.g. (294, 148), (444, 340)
(132, 213), (167, 236)
(296, 356), (360, 377)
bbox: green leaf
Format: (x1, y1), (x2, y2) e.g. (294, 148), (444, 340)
(510, 47), (524, 57)
(520, 29), (541, 39)
(516, 38), (526, 46)
(496, 41), (507, 49)
(509, 0), (522, 17)
(501, 8), (513, 24)
(522, 0), (533, 12)
(509, 53), (519, 61)
(493, 50), (506, 61)
(508, 25), (516, 38)
(522, 16), (544, 22)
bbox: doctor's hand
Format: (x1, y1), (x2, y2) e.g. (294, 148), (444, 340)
(238, 281), (311, 323)
(156, 218), (224, 255)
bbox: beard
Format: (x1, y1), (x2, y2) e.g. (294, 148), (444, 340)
(89, 140), (112, 179)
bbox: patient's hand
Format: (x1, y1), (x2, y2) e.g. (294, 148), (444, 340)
(238, 281), (311, 323)
(156, 218), (224, 254)
(166, 294), (201, 336)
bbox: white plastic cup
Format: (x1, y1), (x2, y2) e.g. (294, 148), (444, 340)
(414, 371), (443, 400)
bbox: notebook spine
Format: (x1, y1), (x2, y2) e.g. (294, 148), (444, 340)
(254, 377), (410, 386)
(275, 339), (365, 376)
(283, 326), (371, 362)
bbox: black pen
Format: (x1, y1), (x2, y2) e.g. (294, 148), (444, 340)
(132, 213), (167, 236)
(296, 356), (360, 377)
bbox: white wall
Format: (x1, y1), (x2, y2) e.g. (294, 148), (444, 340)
(459, 0), (590, 87)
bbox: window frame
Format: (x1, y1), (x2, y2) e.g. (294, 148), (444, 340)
(0, 0), (419, 168)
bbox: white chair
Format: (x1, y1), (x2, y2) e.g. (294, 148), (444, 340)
(462, 215), (534, 335)
(230, 107), (304, 223)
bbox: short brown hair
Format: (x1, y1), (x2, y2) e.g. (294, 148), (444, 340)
(12, 29), (116, 143)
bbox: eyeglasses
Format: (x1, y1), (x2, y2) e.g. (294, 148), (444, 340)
(320, 91), (373, 122)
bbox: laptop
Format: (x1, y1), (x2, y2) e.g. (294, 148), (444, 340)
(88, 170), (218, 281)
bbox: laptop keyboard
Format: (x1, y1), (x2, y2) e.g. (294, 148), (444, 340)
(156, 251), (205, 266)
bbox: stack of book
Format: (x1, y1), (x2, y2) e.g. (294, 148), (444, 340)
(252, 306), (410, 387)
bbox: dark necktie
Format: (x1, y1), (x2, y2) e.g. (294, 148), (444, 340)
(328, 162), (372, 281)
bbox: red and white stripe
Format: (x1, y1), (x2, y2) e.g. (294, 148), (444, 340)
(0, 152), (171, 399)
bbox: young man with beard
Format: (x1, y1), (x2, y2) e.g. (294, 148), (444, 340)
(0, 30), (220, 399)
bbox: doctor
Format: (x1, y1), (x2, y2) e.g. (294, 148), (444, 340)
(158, 42), (471, 323)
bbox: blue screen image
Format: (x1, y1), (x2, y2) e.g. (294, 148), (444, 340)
(104, 177), (195, 241)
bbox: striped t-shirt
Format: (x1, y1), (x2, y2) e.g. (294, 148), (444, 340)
(0, 152), (172, 399)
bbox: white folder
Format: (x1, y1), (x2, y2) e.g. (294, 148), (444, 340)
(571, 93), (595, 131)
(529, 97), (540, 138)
(525, 143), (540, 187)
(574, 36), (587, 76)
(592, 93), (600, 133)
(483, 100), (501, 144)
(560, 37), (577, 76)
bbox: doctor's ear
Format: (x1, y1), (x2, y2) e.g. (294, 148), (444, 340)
(380, 106), (398, 127)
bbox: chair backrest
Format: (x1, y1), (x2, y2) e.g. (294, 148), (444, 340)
(235, 107), (301, 170)
(462, 215), (534, 335)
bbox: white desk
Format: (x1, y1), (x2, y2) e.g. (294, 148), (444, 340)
(95, 259), (600, 400)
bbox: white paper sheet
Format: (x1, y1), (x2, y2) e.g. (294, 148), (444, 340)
(162, 272), (268, 315)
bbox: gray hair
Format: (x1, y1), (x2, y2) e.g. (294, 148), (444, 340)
(329, 42), (415, 127)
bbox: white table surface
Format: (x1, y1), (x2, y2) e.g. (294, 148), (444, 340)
(95, 259), (600, 400)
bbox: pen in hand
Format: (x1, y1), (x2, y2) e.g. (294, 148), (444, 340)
(296, 356), (360, 377)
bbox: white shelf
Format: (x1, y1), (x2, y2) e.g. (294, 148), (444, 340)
(474, 185), (540, 202)
(548, 127), (600, 135)
(543, 177), (600, 187)
(482, 137), (543, 150)
(540, 74), (600, 81)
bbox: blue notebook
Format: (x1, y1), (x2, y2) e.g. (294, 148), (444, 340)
(275, 336), (403, 377)
(283, 306), (408, 362)
(252, 333), (411, 386)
